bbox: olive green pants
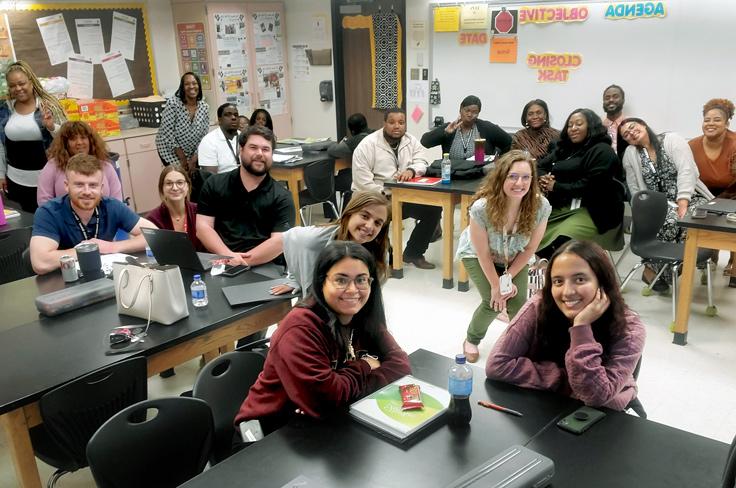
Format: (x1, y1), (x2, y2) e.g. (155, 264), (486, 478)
(462, 258), (528, 345)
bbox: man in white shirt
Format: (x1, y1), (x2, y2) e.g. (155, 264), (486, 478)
(198, 103), (240, 173)
(352, 108), (441, 269)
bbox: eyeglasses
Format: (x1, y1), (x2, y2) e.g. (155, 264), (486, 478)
(506, 173), (532, 183)
(164, 180), (188, 188)
(327, 274), (373, 290)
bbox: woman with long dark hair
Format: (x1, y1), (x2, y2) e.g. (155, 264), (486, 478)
(486, 240), (645, 410)
(235, 241), (410, 435)
(536, 108), (624, 258)
(271, 190), (391, 297)
(456, 150), (550, 362)
(155, 72), (210, 170)
(618, 117), (712, 291)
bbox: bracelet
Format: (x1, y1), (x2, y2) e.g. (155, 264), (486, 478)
(361, 354), (378, 361)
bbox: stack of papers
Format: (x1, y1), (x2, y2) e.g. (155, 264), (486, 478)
(274, 145), (304, 164)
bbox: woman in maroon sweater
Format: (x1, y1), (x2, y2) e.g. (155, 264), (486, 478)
(486, 240), (645, 411)
(235, 241), (410, 436)
(146, 165), (200, 250)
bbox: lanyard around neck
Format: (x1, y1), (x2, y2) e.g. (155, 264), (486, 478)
(222, 128), (240, 164)
(501, 217), (519, 272)
(71, 206), (99, 240)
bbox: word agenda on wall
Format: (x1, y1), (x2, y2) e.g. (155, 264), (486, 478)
(605, 2), (667, 20)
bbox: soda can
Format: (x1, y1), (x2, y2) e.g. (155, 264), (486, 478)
(60, 255), (78, 282)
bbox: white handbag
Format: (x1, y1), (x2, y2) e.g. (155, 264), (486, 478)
(113, 262), (189, 326)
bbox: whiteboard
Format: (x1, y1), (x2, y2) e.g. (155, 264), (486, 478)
(428, 0), (736, 139)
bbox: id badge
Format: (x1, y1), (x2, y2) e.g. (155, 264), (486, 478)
(499, 273), (513, 295)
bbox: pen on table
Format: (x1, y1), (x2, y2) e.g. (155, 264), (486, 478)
(478, 400), (523, 417)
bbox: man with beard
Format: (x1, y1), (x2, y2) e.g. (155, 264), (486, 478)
(352, 108), (441, 269)
(197, 125), (294, 268)
(30, 154), (156, 274)
(602, 85), (626, 153)
(198, 103), (241, 174)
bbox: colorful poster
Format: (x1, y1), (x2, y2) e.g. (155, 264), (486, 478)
(527, 52), (582, 83)
(458, 32), (488, 46)
(256, 64), (286, 115)
(490, 37), (518, 63)
(491, 8), (518, 34)
(434, 6), (460, 32)
(218, 67), (250, 115)
(177, 23), (210, 90)
(519, 5), (589, 24)
(605, 2), (666, 20)
(253, 12), (283, 65)
(460, 4), (488, 30)
(214, 13), (249, 114)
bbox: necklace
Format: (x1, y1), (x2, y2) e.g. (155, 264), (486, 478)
(459, 125), (474, 155)
(343, 327), (355, 362)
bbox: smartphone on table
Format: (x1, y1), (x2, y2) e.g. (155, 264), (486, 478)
(557, 406), (606, 434)
(221, 264), (250, 277)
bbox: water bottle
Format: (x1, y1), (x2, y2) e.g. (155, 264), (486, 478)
(448, 354), (473, 426)
(441, 152), (452, 184)
(191, 274), (208, 308)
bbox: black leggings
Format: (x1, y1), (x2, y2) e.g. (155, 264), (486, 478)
(6, 178), (38, 213)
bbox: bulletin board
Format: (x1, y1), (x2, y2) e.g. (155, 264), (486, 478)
(4, 3), (156, 99)
(427, 0), (736, 138)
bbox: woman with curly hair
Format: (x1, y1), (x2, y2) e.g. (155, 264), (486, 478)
(511, 99), (560, 161)
(0, 60), (66, 212)
(486, 240), (645, 411)
(688, 98), (736, 283)
(456, 150), (551, 362)
(270, 190), (391, 297)
(37, 121), (122, 205)
(536, 108), (624, 258)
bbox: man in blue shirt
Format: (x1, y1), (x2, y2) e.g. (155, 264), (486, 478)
(30, 154), (156, 274)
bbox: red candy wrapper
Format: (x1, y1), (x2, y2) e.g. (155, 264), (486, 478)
(399, 384), (424, 411)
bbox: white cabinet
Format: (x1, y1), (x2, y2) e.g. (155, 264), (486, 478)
(106, 129), (162, 213)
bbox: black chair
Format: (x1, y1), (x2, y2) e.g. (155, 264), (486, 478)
(723, 433), (736, 488)
(87, 397), (214, 488)
(193, 351), (266, 464)
(29, 357), (147, 487)
(298, 158), (339, 225)
(0, 227), (33, 284)
(620, 191), (716, 326)
(625, 356), (646, 418)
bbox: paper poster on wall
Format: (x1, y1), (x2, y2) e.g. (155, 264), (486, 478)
(407, 80), (428, 102)
(411, 105), (424, 124)
(177, 23), (210, 90)
(101, 51), (134, 97)
(36, 13), (74, 66)
(290, 43), (310, 81)
(253, 12), (283, 65)
(67, 54), (93, 99)
(527, 52), (582, 83)
(458, 32), (488, 46)
(215, 13), (248, 69)
(256, 64), (286, 115)
(313, 15), (326, 41)
(519, 5), (589, 24)
(434, 6), (460, 32)
(490, 37), (517, 63)
(460, 4), (488, 30)
(491, 8), (518, 34)
(0, 14), (15, 61)
(218, 67), (250, 115)
(605, 2), (666, 20)
(410, 21), (426, 49)
(110, 11), (137, 60)
(75, 19), (105, 64)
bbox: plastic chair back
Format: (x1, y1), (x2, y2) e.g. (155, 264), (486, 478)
(724, 433), (736, 488)
(87, 397), (214, 488)
(301, 158), (336, 205)
(193, 351), (265, 464)
(0, 227), (33, 284)
(34, 357), (147, 472)
(629, 190), (668, 256)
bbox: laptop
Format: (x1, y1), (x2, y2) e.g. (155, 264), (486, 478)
(696, 198), (736, 215)
(141, 228), (231, 271)
(222, 278), (295, 306)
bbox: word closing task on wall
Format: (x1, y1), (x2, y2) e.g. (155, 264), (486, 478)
(527, 52), (582, 83)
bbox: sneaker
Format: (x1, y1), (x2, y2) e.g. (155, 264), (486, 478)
(463, 340), (480, 363)
(403, 255), (436, 269)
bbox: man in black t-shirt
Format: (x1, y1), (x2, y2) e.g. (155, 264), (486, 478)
(196, 125), (294, 267)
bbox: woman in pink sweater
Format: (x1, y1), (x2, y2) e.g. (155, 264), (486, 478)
(486, 240), (645, 411)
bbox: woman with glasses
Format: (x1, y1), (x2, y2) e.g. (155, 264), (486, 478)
(536, 109), (624, 258)
(456, 150), (551, 363)
(617, 117), (713, 292)
(147, 165), (201, 250)
(235, 241), (410, 437)
(270, 190), (390, 298)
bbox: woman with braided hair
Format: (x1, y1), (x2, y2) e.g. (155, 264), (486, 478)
(0, 60), (66, 212)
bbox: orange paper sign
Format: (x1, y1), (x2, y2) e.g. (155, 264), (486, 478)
(490, 37), (517, 63)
